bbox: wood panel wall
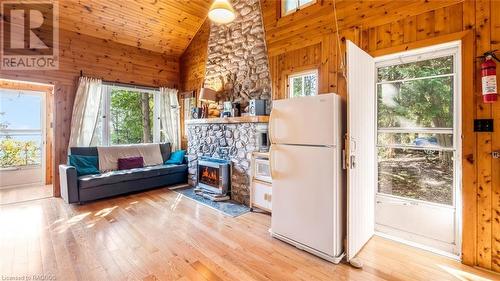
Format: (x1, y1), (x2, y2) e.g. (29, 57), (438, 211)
(0, 29), (179, 197)
(259, 0), (500, 272)
(179, 20), (211, 148)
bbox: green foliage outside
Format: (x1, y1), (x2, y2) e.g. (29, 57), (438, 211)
(110, 90), (154, 145)
(0, 138), (40, 167)
(377, 56), (455, 205)
(0, 111), (41, 168)
(291, 74), (317, 98)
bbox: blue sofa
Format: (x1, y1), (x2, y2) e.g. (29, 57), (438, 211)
(59, 143), (188, 204)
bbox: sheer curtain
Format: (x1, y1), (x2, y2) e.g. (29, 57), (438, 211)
(68, 77), (103, 148)
(159, 87), (180, 151)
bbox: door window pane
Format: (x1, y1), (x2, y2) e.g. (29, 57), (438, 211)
(377, 56), (453, 82)
(377, 132), (453, 148)
(110, 90), (154, 145)
(0, 90), (42, 167)
(377, 76), (453, 129)
(378, 148), (453, 205)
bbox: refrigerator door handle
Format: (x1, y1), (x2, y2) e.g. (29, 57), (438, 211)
(269, 109), (275, 143)
(269, 144), (275, 179)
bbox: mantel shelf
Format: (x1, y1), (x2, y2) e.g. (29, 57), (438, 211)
(185, 116), (269, 125)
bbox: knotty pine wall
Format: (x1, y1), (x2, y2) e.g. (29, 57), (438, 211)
(0, 29), (180, 197)
(260, 0), (499, 272)
(180, 20), (211, 148)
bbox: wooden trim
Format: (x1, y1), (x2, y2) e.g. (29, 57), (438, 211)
(369, 31), (470, 57)
(367, 30), (475, 265)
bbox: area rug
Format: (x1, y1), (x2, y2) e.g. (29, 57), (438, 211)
(173, 187), (250, 217)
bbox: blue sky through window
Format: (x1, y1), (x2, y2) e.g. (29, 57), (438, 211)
(0, 89), (42, 130)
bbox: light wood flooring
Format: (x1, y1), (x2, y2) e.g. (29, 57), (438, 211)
(0, 184), (53, 205)
(0, 187), (498, 281)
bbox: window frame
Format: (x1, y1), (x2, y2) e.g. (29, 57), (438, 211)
(281, 0), (317, 17)
(374, 41), (462, 208)
(100, 84), (161, 146)
(287, 69), (319, 98)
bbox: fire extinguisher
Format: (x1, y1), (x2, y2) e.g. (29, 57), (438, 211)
(481, 51), (500, 103)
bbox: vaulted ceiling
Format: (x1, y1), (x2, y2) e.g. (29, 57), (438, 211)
(59, 0), (212, 56)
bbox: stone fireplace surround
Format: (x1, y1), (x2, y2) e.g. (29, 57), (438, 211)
(186, 116), (268, 205)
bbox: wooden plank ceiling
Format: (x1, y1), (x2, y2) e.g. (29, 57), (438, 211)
(59, 0), (211, 56)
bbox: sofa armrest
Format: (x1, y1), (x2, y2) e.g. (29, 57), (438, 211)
(59, 165), (79, 203)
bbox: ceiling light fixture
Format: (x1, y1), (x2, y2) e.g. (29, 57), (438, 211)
(208, 0), (236, 24)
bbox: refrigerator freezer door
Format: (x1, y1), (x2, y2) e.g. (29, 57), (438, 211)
(271, 144), (340, 257)
(270, 94), (339, 146)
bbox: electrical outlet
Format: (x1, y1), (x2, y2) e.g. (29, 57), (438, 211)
(474, 119), (494, 132)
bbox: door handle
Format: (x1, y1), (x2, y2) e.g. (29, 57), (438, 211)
(350, 155), (356, 169)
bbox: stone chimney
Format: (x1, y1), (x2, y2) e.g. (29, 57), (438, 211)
(204, 0), (271, 112)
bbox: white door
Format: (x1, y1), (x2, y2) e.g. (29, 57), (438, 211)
(374, 42), (461, 256)
(270, 144), (341, 257)
(346, 40), (376, 261)
(270, 94), (338, 146)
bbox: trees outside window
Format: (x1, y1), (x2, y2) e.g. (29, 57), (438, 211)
(109, 90), (154, 145)
(288, 69), (318, 98)
(94, 85), (160, 146)
(376, 53), (458, 206)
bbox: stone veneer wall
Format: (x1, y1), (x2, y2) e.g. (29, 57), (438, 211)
(187, 122), (267, 205)
(204, 0), (271, 111)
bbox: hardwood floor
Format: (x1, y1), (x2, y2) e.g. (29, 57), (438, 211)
(0, 184), (53, 205)
(0, 187), (498, 281)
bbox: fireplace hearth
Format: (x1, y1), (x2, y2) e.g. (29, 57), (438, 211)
(197, 157), (230, 196)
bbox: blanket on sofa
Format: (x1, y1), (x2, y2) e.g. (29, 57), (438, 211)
(97, 143), (163, 172)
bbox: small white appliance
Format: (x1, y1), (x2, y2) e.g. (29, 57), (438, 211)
(254, 158), (272, 183)
(269, 93), (344, 263)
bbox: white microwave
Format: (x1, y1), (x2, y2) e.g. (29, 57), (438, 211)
(254, 158), (272, 183)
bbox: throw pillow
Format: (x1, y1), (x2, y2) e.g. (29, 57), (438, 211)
(165, 150), (186, 165)
(118, 156), (144, 170)
(69, 155), (100, 176)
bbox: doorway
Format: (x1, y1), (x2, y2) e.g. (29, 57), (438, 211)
(374, 43), (461, 257)
(0, 80), (54, 205)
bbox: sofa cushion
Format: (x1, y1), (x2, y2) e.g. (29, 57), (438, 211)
(159, 143), (172, 163)
(69, 155), (100, 176)
(118, 156), (144, 170)
(165, 150), (186, 165)
(78, 164), (187, 189)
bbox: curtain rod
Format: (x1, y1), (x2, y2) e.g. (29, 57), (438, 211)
(102, 81), (160, 92)
(79, 70), (174, 91)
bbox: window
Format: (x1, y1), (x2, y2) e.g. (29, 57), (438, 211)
(288, 69), (318, 98)
(376, 45), (460, 206)
(94, 85), (161, 146)
(282, 0), (316, 16)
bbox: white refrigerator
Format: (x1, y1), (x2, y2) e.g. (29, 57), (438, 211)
(269, 93), (344, 263)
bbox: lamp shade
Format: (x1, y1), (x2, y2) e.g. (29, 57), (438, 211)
(208, 0), (235, 24)
(199, 87), (217, 102)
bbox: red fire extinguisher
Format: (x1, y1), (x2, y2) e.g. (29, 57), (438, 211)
(481, 51), (499, 103)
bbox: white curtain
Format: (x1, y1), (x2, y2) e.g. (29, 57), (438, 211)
(159, 87), (180, 151)
(68, 77), (103, 148)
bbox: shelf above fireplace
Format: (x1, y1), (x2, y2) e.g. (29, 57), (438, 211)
(185, 116), (269, 125)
